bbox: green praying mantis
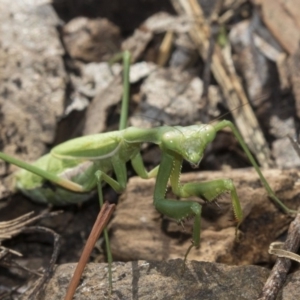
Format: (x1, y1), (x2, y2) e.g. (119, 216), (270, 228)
(0, 51), (295, 293)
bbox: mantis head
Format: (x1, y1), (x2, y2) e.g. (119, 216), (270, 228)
(161, 125), (216, 167)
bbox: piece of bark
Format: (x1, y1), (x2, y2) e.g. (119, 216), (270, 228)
(229, 19), (274, 106)
(122, 28), (153, 63)
(288, 49), (300, 120)
(258, 0), (300, 55)
(83, 74), (123, 135)
(63, 17), (121, 62)
(109, 169), (299, 265)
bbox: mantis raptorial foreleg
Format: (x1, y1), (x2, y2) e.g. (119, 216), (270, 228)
(130, 141), (242, 260)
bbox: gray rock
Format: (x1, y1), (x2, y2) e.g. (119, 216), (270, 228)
(0, 0), (66, 174)
(43, 260), (272, 300)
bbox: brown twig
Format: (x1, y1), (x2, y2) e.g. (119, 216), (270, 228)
(201, 0), (224, 117)
(258, 213), (300, 300)
(0, 223), (61, 300)
(64, 201), (116, 300)
(0, 210), (62, 241)
(23, 226), (61, 300)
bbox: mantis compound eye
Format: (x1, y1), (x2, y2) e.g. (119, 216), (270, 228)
(200, 124), (216, 143)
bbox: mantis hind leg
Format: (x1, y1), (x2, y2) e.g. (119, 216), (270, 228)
(214, 120), (295, 215)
